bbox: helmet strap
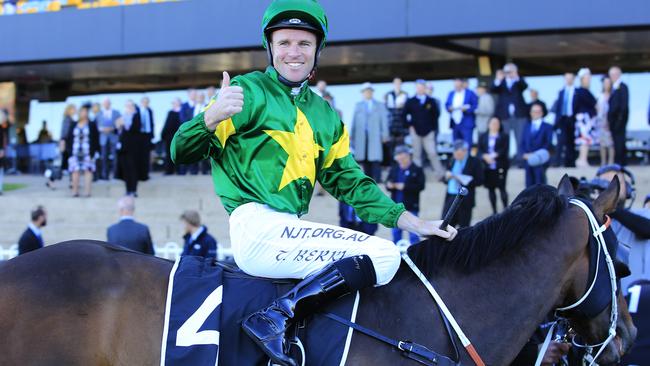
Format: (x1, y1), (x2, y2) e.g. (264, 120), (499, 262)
(276, 72), (306, 88)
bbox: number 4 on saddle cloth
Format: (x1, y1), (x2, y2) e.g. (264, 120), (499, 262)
(160, 255), (360, 366)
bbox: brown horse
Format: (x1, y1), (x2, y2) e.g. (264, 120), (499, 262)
(0, 176), (636, 365)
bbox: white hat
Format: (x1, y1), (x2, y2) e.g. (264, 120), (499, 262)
(360, 82), (374, 91)
(577, 68), (591, 79)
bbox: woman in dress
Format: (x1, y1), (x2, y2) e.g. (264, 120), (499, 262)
(64, 105), (99, 197)
(574, 68), (597, 168)
(596, 76), (615, 165)
(478, 116), (510, 214)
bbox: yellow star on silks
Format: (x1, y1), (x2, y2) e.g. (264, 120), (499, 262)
(264, 107), (324, 191)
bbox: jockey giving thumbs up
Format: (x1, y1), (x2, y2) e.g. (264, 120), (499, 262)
(204, 71), (244, 131)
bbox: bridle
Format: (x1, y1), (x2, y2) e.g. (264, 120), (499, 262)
(535, 198), (619, 366)
(325, 195), (621, 366)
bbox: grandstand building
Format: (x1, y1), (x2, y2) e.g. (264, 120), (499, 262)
(0, 0), (649, 126)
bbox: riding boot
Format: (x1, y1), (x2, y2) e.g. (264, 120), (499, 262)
(242, 255), (377, 366)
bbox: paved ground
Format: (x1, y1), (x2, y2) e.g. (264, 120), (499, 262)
(1, 165), (649, 250)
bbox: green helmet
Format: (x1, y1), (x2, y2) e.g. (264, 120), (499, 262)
(262, 0), (328, 52)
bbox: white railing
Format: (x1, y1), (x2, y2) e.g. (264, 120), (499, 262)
(0, 242), (233, 262)
(154, 242), (233, 262)
(155, 242), (184, 261)
(0, 244), (18, 261)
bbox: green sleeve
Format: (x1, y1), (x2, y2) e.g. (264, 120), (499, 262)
(318, 122), (405, 228)
(170, 113), (221, 164)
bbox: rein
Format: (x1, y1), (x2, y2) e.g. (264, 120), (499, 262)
(322, 311), (457, 366)
(401, 254), (486, 366)
(535, 199), (618, 366)
(322, 253), (486, 366)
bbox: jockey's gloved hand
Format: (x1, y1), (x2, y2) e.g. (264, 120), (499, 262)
(204, 71), (244, 131)
(397, 211), (458, 241)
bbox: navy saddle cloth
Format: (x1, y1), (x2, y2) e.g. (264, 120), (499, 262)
(161, 255), (359, 366)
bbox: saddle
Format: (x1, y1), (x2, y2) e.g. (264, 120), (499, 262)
(160, 256), (360, 366)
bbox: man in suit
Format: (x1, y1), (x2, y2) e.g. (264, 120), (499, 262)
(139, 97), (155, 180)
(96, 98), (121, 180)
(552, 72), (578, 167)
(490, 63), (528, 163)
(526, 89), (547, 117)
(178, 88), (198, 175)
(442, 140), (483, 228)
(180, 210), (217, 259)
(350, 82), (389, 182)
(521, 103), (554, 187)
(446, 78), (478, 147)
(179, 88), (197, 124)
(608, 66), (629, 166)
(195, 92), (212, 175)
(162, 98), (182, 175)
(107, 195), (155, 255)
(18, 205), (47, 255)
(386, 145), (425, 244)
(403, 79), (444, 178)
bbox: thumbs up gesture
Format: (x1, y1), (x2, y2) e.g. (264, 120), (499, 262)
(204, 71), (244, 131)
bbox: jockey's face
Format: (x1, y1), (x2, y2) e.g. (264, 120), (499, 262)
(271, 28), (317, 83)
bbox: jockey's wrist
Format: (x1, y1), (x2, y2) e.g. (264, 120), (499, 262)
(397, 212), (456, 240)
(203, 112), (221, 132)
(397, 211), (420, 232)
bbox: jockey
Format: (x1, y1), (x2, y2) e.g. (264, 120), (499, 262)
(171, 0), (457, 364)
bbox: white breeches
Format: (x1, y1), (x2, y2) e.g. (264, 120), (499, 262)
(229, 202), (401, 285)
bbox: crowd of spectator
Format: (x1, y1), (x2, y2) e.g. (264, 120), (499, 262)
(4, 86), (221, 255)
(323, 63), (639, 243)
(0, 63), (644, 242)
(46, 97), (154, 196)
(0, 84), (226, 200)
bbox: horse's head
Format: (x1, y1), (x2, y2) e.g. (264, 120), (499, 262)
(556, 174), (637, 365)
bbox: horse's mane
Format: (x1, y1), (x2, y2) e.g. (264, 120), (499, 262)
(407, 184), (568, 275)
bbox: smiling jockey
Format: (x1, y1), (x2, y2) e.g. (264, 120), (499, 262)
(171, 1), (456, 365)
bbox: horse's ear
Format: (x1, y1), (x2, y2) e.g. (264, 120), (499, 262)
(593, 176), (620, 218)
(557, 174), (574, 197)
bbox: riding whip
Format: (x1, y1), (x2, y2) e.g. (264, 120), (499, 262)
(439, 186), (468, 230)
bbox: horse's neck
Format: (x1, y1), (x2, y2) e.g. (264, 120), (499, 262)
(431, 226), (582, 364)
